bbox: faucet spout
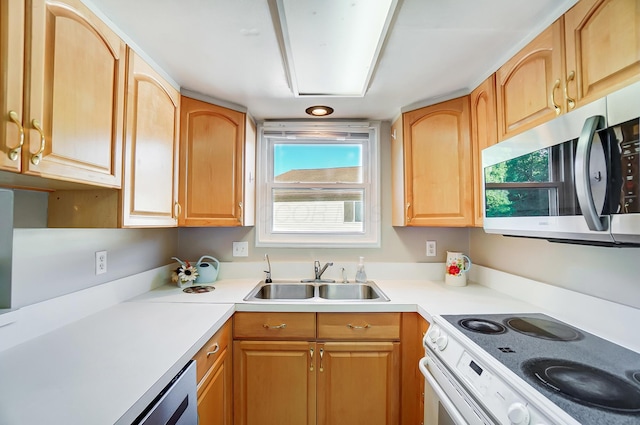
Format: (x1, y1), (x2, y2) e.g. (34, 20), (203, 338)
(314, 261), (333, 280)
(264, 254), (272, 283)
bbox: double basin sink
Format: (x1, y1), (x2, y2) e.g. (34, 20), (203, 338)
(243, 280), (390, 302)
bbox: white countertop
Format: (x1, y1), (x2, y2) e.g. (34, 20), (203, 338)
(0, 264), (638, 425)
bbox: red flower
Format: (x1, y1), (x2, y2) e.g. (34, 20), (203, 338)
(448, 264), (461, 276)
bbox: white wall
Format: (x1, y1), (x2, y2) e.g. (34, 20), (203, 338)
(12, 228), (178, 307)
(469, 228), (640, 309)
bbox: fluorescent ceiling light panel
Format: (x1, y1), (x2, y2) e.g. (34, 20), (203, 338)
(275, 0), (398, 97)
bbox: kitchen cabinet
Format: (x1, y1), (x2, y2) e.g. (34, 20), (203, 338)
(397, 96), (473, 227)
(399, 312), (429, 425)
(194, 319), (233, 425)
(233, 312), (401, 425)
(179, 96), (256, 227)
(47, 48), (180, 228)
(563, 0), (640, 109)
(0, 0), (25, 174)
(470, 74), (498, 227)
(496, 19), (564, 141)
(1, 0), (125, 189)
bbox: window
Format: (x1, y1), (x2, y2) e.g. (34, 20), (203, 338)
(257, 121), (380, 247)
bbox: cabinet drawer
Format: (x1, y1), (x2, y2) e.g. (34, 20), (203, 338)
(193, 319), (232, 384)
(233, 312), (316, 339)
(317, 313), (401, 340)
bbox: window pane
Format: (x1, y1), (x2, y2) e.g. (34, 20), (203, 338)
(272, 188), (364, 233)
(485, 188), (556, 217)
(274, 143), (362, 183)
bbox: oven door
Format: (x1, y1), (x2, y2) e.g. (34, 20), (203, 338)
(419, 354), (494, 425)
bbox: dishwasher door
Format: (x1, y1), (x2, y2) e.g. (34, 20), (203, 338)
(133, 360), (198, 425)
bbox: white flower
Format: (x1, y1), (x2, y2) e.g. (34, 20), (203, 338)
(178, 263), (198, 283)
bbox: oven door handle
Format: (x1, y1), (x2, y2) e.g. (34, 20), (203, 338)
(419, 357), (469, 425)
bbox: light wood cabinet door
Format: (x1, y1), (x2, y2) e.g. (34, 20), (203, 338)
(233, 340), (316, 425)
(196, 319), (233, 425)
(400, 313), (426, 425)
(24, 0), (125, 187)
(179, 96), (247, 226)
(496, 19), (564, 141)
(0, 0), (25, 173)
(470, 75), (498, 227)
(122, 49), (180, 227)
(316, 341), (400, 425)
(564, 0), (640, 110)
(403, 96), (473, 227)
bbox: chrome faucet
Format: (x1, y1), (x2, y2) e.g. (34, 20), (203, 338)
(264, 254), (272, 283)
(314, 260), (333, 280)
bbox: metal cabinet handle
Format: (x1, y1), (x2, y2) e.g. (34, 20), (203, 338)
(263, 323), (286, 329)
(238, 202), (243, 223)
(319, 347), (324, 372)
(565, 70), (576, 110)
(347, 323), (371, 330)
(30, 119), (45, 165)
(406, 202), (411, 223)
(206, 343), (220, 357)
(551, 79), (561, 115)
(7, 110), (24, 161)
(309, 347), (314, 372)
(174, 202), (181, 218)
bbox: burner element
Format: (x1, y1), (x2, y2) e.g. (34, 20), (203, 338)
(459, 318), (507, 334)
(523, 358), (640, 413)
(505, 317), (583, 341)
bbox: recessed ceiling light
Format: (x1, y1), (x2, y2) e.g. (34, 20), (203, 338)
(272, 0), (399, 97)
(305, 106), (334, 116)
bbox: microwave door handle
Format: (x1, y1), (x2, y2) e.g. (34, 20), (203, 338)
(575, 115), (607, 231)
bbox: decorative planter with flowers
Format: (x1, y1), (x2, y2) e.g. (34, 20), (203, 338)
(171, 257), (199, 288)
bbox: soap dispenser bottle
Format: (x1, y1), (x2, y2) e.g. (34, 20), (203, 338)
(355, 257), (367, 283)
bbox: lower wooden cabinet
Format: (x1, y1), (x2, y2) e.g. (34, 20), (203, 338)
(195, 319), (233, 425)
(233, 312), (401, 425)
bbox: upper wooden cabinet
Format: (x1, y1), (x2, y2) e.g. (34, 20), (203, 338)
(47, 49), (180, 228)
(496, 20), (564, 141)
(179, 96), (255, 227)
(22, 0), (125, 187)
(564, 0), (640, 109)
(0, 0), (25, 174)
(121, 49), (180, 227)
(398, 96), (473, 227)
(470, 75), (498, 227)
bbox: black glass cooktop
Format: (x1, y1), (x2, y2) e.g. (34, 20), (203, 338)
(442, 313), (640, 425)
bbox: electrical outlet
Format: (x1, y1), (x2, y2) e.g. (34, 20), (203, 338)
(95, 250), (107, 275)
(426, 241), (436, 257)
(232, 241), (249, 257)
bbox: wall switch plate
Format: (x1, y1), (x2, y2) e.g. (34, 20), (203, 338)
(95, 250), (107, 274)
(232, 241), (249, 257)
(426, 241), (436, 257)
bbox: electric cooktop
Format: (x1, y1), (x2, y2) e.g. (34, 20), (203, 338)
(441, 313), (640, 425)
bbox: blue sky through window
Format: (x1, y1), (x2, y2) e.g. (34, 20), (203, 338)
(274, 144), (362, 177)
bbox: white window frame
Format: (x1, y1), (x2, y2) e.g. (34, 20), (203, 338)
(256, 121), (380, 248)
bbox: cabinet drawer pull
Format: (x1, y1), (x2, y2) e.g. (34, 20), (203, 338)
(206, 343), (220, 357)
(406, 202), (411, 223)
(551, 79), (561, 115)
(7, 110), (24, 161)
(174, 202), (181, 218)
(565, 70), (576, 110)
(30, 119), (46, 165)
(263, 323), (287, 329)
(319, 347), (324, 372)
(309, 347), (314, 372)
(347, 323), (371, 330)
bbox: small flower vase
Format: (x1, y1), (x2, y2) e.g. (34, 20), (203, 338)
(445, 251), (471, 287)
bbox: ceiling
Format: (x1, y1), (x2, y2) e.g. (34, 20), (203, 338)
(86, 0), (577, 121)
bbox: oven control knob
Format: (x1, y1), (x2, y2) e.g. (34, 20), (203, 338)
(427, 326), (441, 343)
(507, 402), (530, 425)
(435, 334), (448, 351)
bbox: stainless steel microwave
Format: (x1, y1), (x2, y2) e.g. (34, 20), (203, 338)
(482, 81), (640, 246)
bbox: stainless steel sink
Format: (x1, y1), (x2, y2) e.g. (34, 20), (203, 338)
(252, 283), (315, 300)
(243, 280), (390, 302)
